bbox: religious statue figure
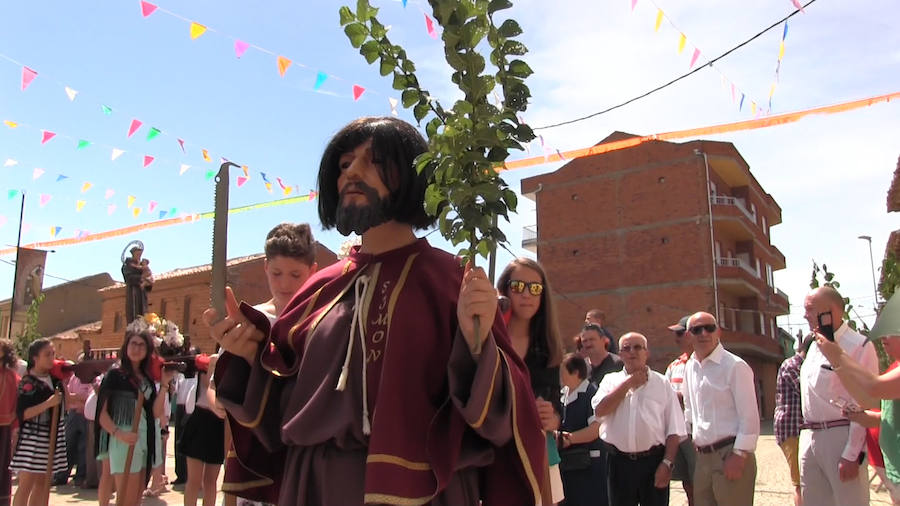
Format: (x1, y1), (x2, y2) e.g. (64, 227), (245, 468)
(121, 241), (151, 323)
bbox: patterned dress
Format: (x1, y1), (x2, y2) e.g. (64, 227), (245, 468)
(10, 374), (67, 474)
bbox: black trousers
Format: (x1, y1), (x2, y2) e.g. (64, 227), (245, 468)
(607, 446), (669, 506)
(174, 404), (188, 481)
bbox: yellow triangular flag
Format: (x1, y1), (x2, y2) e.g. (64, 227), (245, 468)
(81, 182), (93, 193)
(778, 41), (785, 61)
(283, 186), (293, 196)
(76, 200), (86, 212)
(654, 9), (663, 32)
(202, 149), (211, 162)
(277, 56), (292, 77)
(127, 195), (136, 208)
(3, 120), (17, 128)
(769, 83), (776, 98)
(133, 207), (142, 218)
(678, 33), (686, 54)
(50, 227), (57, 238)
(190, 22), (207, 40)
(751, 102), (757, 115)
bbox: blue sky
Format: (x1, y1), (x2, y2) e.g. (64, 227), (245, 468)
(0, 0), (897, 333)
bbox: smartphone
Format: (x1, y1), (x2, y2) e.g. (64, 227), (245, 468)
(817, 311), (835, 342)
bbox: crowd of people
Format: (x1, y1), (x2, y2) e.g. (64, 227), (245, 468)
(1, 116), (896, 506)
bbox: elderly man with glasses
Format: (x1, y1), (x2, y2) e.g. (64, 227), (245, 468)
(592, 333), (686, 506)
(682, 312), (760, 506)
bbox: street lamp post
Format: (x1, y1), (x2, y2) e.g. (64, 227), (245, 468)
(858, 235), (880, 313)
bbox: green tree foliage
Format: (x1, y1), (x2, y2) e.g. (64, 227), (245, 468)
(339, 0), (535, 262)
(15, 294), (45, 359)
(879, 252), (900, 300)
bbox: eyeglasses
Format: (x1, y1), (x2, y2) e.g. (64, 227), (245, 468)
(689, 323), (718, 335)
(620, 344), (646, 352)
(507, 280), (544, 296)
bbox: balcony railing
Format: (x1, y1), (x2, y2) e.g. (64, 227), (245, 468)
(710, 195), (756, 223)
(716, 257), (759, 278)
(775, 288), (789, 300)
(522, 224), (537, 242)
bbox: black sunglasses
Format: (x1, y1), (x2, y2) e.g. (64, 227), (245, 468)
(689, 323), (718, 335)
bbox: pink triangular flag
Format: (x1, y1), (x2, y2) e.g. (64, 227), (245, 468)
(234, 40), (250, 58)
(352, 85), (365, 101)
(140, 0), (157, 17)
(689, 48), (701, 68)
(179, 164), (190, 175)
(308, 190), (318, 200)
(177, 138), (186, 153)
(631, 0), (638, 10)
(791, 0), (804, 11)
(111, 148), (125, 160)
(105, 189), (115, 199)
(424, 14), (437, 39)
(33, 168), (45, 180)
(143, 155), (154, 168)
(236, 176), (248, 187)
(127, 118), (142, 138)
(22, 223), (31, 234)
(148, 201), (158, 212)
(39, 194), (51, 207)
(41, 130), (56, 144)
(107, 204), (117, 215)
(21, 67), (38, 91)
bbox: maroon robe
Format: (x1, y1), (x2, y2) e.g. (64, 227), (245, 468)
(216, 239), (547, 505)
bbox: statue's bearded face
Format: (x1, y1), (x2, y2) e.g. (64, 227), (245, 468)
(335, 139), (392, 236)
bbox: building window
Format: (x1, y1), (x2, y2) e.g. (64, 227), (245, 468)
(755, 258), (761, 278)
(762, 215), (768, 236)
(715, 241), (721, 260)
(709, 181), (717, 196)
(765, 264), (773, 287)
(183, 296), (191, 333)
(160, 298), (167, 318)
(750, 202), (757, 223)
(759, 313), (766, 336)
(771, 319), (777, 340)
(114, 312), (122, 332)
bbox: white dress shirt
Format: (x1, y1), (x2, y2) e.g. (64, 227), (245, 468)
(591, 369), (686, 453)
(683, 343), (760, 451)
(800, 322), (878, 461)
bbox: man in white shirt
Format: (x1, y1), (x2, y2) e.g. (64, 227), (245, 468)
(664, 315), (697, 504)
(683, 312), (759, 506)
(799, 286), (877, 505)
(593, 332), (686, 506)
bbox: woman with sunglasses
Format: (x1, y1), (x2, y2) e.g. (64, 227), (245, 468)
(497, 258), (565, 505)
(95, 320), (174, 505)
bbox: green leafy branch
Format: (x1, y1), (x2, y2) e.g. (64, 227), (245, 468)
(339, 0), (536, 262)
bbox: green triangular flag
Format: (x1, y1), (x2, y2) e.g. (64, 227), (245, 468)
(869, 293), (900, 341)
(169, 207), (177, 216)
(147, 127), (161, 141)
(101, 105), (112, 115)
(205, 170), (215, 181)
(7, 189), (18, 200)
(77, 140), (90, 150)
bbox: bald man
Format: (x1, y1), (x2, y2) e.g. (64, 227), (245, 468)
(799, 287), (877, 506)
(592, 333), (685, 506)
(682, 312), (759, 506)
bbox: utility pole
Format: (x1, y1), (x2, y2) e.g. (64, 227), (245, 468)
(7, 192), (25, 340)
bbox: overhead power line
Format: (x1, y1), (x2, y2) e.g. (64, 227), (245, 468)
(533, 0), (817, 131)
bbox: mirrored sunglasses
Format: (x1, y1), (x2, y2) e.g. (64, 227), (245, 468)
(507, 279), (544, 296)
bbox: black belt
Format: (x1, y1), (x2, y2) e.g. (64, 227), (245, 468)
(800, 419), (850, 431)
(605, 443), (665, 461)
(695, 436), (736, 454)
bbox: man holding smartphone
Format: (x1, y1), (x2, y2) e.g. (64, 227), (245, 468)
(799, 286), (878, 506)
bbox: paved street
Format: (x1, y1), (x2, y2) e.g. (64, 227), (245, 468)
(24, 422), (896, 504)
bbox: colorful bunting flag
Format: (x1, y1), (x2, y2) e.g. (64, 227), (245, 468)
(169, 207), (177, 217)
(283, 186), (293, 196)
(101, 105), (113, 115)
(107, 204), (116, 215)
(276, 177), (287, 190)
(791, 0), (804, 12)
(140, 1), (157, 17)
(33, 168), (45, 180)
(190, 22), (207, 39)
(314, 72), (328, 90)
(739, 93), (745, 110)
(234, 39), (250, 58)
(143, 155), (155, 168)
(4, 159), (18, 167)
(237, 176), (248, 187)
(76, 200), (86, 212)
(127, 119), (142, 138)
(264, 182), (272, 193)
(241, 165), (249, 177)
(177, 138), (186, 153)
(8, 190), (19, 200)
(133, 207), (142, 218)
(77, 139), (91, 150)
(56, 175), (68, 182)
(690, 48), (700, 68)
(148, 201), (158, 212)
(64, 86), (78, 101)
(159, 210), (167, 219)
(201, 149), (211, 162)
(352, 85), (365, 101)
(205, 170), (215, 180)
(631, 0), (638, 11)
(424, 14), (437, 39)
(81, 182), (93, 193)
(260, 172), (270, 183)
(51, 226), (61, 237)
(111, 148), (125, 160)
(147, 127), (161, 140)
(21, 67), (38, 91)
(41, 131), (56, 144)
(39, 194), (51, 207)
(402, 0), (408, 6)
(179, 164), (190, 175)
(388, 97), (399, 116)
(3, 120), (17, 128)
(677, 33), (686, 54)
(308, 190), (318, 200)
(277, 56), (292, 77)
(654, 10), (663, 32)
(105, 189), (115, 199)
(127, 195), (136, 208)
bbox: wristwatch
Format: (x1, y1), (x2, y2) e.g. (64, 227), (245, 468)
(661, 458), (673, 469)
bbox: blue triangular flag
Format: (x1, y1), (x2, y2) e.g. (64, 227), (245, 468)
(56, 174), (69, 182)
(314, 71), (327, 90)
(260, 172), (271, 183)
(739, 93), (745, 111)
(159, 210), (167, 219)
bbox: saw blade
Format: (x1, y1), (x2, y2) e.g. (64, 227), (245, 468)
(211, 161), (237, 323)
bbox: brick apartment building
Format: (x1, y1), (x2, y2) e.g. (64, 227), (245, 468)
(93, 243), (338, 353)
(521, 132), (790, 418)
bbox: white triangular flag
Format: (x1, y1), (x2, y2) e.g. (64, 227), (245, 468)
(64, 86), (78, 101)
(111, 148), (124, 161)
(179, 164), (190, 175)
(388, 97), (399, 116)
(33, 168), (45, 180)
(3, 158), (17, 167)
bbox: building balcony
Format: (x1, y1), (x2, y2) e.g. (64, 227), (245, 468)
(719, 328), (786, 361)
(711, 195), (757, 223)
(522, 224), (537, 253)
